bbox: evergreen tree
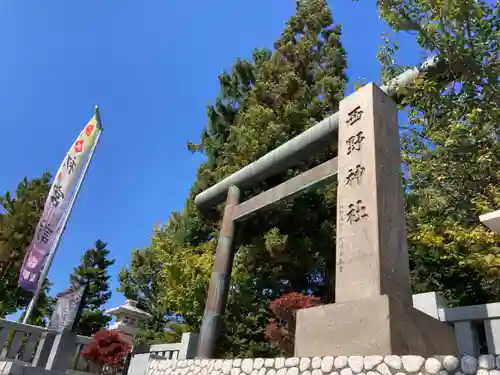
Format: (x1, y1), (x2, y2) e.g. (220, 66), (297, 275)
(0, 173), (54, 323)
(151, 0), (347, 357)
(127, 0), (500, 357)
(70, 240), (115, 336)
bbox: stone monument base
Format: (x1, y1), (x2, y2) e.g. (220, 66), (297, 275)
(294, 294), (459, 357)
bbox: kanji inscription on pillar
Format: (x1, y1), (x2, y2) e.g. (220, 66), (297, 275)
(345, 164), (365, 186)
(346, 131), (365, 155)
(336, 83), (412, 305)
(346, 106), (364, 126)
(345, 200), (368, 224)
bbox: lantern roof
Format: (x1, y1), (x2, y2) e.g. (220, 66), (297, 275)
(105, 300), (152, 319)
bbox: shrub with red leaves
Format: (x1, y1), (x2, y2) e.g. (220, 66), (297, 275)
(82, 330), (131, 375)
(265, 292), (321, 355)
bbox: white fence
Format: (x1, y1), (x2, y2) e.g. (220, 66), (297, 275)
(72, 335), (96, 372)
(148, 333), (198, 360)
(0, 318), (97, 373)
(0, 319), (58, 365)
(414, 292), (500, 355)
(0, 319), (198, 375)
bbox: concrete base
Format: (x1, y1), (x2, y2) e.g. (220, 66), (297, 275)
(294, 294), (459, 357)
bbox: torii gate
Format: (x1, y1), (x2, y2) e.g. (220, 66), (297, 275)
(194, 56), (459, 358)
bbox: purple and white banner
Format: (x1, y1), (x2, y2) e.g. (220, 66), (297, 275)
(19, 116), (100, 292)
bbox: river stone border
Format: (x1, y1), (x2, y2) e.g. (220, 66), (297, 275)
(147, 356), (500, 375)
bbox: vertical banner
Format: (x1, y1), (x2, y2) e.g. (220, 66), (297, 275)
(19, 116), (101, 292)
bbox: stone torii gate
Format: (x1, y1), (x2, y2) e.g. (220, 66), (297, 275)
(193, 56), (459, 358)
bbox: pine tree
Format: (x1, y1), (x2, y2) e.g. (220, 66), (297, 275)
(0, 173), (54, 323)
(70, 240), (115, 336)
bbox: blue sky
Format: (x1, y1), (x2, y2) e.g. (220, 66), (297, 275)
(0, 1), (424, 312)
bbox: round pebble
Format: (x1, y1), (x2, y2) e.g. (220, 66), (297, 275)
(478, 355), (495, 370)
(285, 358), (300, 367)
(254, 359), (264, 370)
(264, 359), (275, 368)
(348, 356), (364, 373)
(365, 356), (383, 370)
(310, 357), (321, 370)
(241, 359), (253, 374)
(444, 356), (459, 372)
(461, 355), (478, 374)
(335, 357), (348, 370)
(376, 363), (391, 375)
(222, 361), (233, 375)
(275, 358), (285, 370)
(425, 358), (443, 374)
(215, 361), (223, 370)
(321, 357), (334, 373)
(300, 358), (311, 371)
(402, 356), (425, 373)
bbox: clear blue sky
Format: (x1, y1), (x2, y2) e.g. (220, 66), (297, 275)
(0, 1), (424, 311)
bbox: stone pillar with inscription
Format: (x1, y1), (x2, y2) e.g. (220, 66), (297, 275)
(45, 285), (87, 371)
(295, 83), (459, 356)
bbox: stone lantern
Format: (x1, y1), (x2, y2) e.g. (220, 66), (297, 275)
(105, 300), (151, 345)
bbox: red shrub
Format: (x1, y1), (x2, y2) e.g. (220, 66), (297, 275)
(82, 330), (131, 374)
(266, 292), (321, 355)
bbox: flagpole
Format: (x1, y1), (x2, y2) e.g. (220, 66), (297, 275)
(23, 106), (104, 324)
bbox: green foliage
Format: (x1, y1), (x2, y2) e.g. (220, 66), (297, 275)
(143, 0), (347, 358)
(70, 240), (115, 336)
(0, 173), (54, 322)
(376, 0), (500, 304)
(118, 245), (191, 345)
(118, 247), (160, 313)
(123, 0), (500, 358)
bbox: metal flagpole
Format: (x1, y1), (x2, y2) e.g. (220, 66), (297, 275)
(23, 106), (104, 324)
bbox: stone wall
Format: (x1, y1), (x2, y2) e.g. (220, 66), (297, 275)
(147, 356), (500, 375)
